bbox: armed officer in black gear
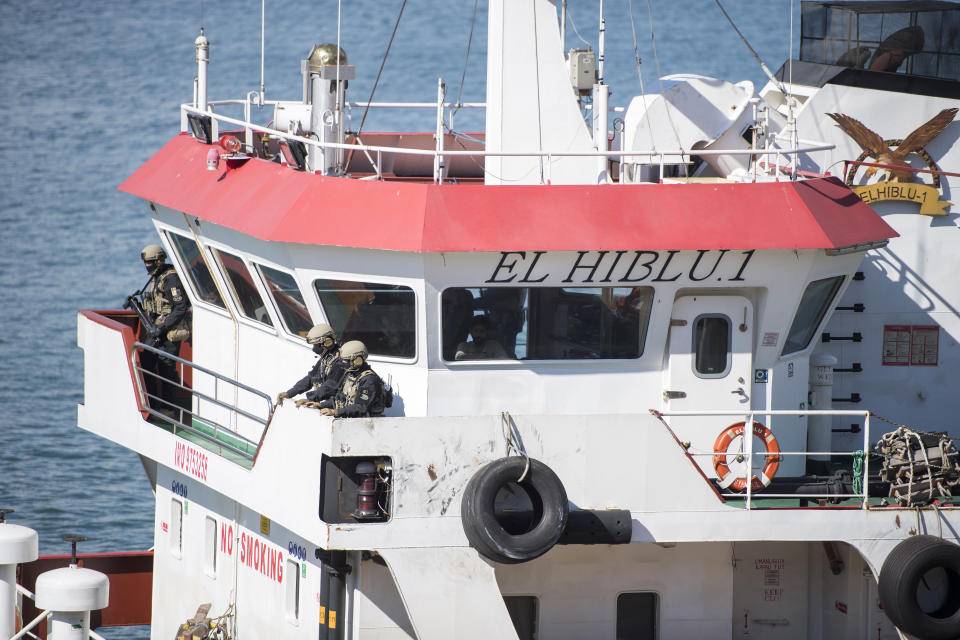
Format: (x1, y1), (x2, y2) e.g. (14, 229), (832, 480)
(316, 341), (386, 418)
(136, 244), (191, 417)
(276, 323), (346, 407)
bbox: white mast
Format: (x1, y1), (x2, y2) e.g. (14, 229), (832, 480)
(593, 0), (609, 183)
(195, 31), (209, 111)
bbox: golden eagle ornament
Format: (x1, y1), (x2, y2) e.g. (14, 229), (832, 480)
(826, 108), (958, 182)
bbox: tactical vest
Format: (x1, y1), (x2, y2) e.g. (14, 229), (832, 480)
(311, 351), (339, 389)
(335, 369), (384, 416)
(143, 268), (190, 342)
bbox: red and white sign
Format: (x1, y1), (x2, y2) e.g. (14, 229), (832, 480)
(220, 522), (234, 556)
(239, 530), (284, 583)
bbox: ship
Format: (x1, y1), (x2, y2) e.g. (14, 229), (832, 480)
(3, 1), (960, 639)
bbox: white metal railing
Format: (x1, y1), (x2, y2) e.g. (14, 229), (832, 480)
(183, 100), (833, 184)
(130, 342), (274, 464)
(654, 409), (872, 510)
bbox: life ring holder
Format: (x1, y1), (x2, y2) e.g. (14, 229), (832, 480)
(713, 421), (781, 492)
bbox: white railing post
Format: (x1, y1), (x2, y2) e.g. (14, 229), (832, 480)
(434, 78), (446, 184)
(862, 412), (871, 509)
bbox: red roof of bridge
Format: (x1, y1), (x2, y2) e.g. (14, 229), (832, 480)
(119, 134), (897, 252)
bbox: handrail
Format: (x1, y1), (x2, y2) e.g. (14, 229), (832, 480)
(655, 409), (872, 509)
(182, 104), (834, 182)
(129, 341), (272, 464)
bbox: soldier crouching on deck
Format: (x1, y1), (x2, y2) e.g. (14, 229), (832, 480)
(315, 341), (386, 418)
(276, 323), (345, 407)
(137, 244), (191, 418)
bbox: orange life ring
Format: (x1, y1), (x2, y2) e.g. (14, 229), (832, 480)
(713, 421), (780, 492)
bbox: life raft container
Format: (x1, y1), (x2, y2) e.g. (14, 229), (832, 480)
(460, 457), (568, 564)
(878, 535), (960, 640)
(712, 421), (780, 492)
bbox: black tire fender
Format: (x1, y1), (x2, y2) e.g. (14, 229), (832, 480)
(461, 457), (568, 564)
(878, 535), (960, 640)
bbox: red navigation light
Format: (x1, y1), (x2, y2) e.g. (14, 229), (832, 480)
(354, 461), (382, 520)
(219, 135), (242, 154)
(206, 148), (220, 171)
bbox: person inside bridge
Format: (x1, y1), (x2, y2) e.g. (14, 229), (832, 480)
(455, 315), (508, 360)
(136, 244), (191, 420)
(277, 323), (346, 407)
(312, 340), (387, 418)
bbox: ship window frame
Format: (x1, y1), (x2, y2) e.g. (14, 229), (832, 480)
(691, 313), (732, 379)
(312, 277), (418, 362)
(209, 247), (278, 330)
(285, 558), (301, 624)
(616, 591), (659, 640)
(781, 275), (845, 356)
(204, 516), (217, 578)
(254, 262), (314, 339)
(439, 285), (654, 364)
(163, 230), (228, 314)
(170, 497), (183, 560)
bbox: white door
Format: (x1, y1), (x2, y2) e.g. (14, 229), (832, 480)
(665, 295), (754, 477)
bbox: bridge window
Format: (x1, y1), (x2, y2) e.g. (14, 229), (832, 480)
(212, 249), (274, 326)
(782, 276), (844, 356)
(441, 286), (652, 361)
(313, 279), (416, 359)
(617, 592), (658, 639)
(257, 264), (313, 337)
(800, 2), (960, 80)
(166, 232), (225, 309)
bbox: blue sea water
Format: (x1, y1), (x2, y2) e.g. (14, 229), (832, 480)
(0, 1), (801, 636)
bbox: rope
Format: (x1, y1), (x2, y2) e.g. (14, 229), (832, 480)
(531, 0), (545, 183)
(502, 411), (531, 483)
(627, 0), (657, 161)
(712, 0), (788, 96)
(876, 420), (938, 505)
(346, 0), (407, 170)
(566, 11), (592, 48)
(852, 450), (864, 495)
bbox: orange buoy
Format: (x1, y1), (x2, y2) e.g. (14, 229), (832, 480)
(713, 421), (781, 492)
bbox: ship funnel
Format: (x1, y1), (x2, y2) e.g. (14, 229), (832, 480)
(302, 44), (354, 175)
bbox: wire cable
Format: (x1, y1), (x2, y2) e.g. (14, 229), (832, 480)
(567, 11), (592, 48)
(532, 0), (545, 183)
(646, 0), (686, 175)
(452, 0), (480, 122)
(346, 0), (408, 171)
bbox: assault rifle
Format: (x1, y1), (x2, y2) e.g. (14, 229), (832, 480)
(123, 294), (162, 346)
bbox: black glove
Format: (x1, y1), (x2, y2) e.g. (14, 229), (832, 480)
(143, 322), (163, 345)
